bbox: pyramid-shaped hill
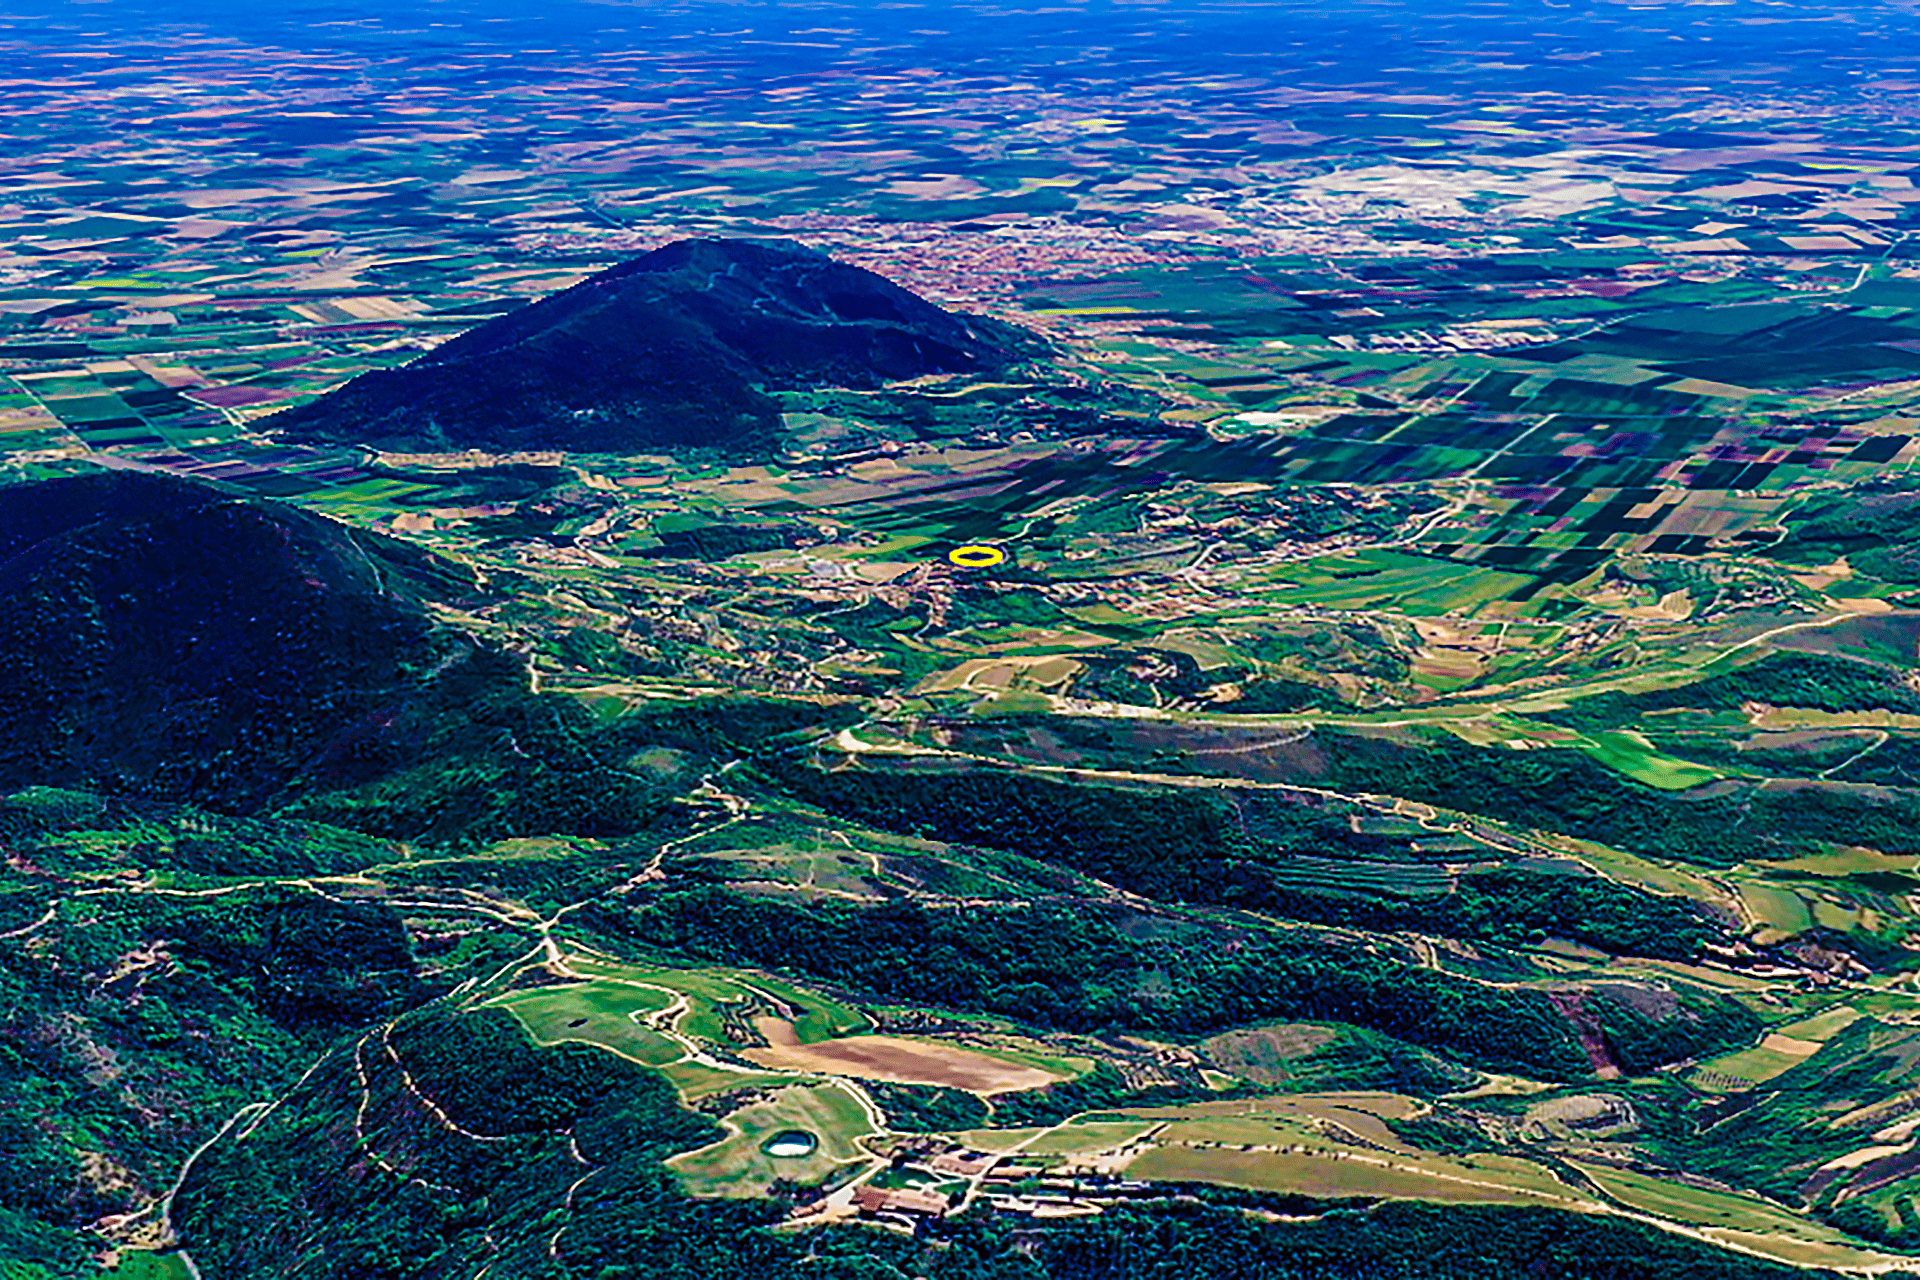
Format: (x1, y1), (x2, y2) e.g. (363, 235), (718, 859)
(0, 469), (469, 807)
(272, 237), (1048, 455)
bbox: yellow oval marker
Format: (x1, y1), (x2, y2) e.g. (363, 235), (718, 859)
(947, 544), (1007, 569)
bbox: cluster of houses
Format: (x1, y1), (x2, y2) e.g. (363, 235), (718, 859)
(797, 1136), (1158, 1230)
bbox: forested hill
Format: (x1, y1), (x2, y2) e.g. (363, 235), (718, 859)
(272, 237), (1048, 455)
(0, 471), (685, 839)
(0, 470), (455, 805)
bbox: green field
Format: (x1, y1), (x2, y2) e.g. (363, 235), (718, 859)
(1261, 551), (1531, 614)
(1125, 1142), (1594, 1210)
(488, 979), (684, 1066)
(952, 1039), (1098, 1083)
(1578, 729), (1724, 790)
(1732, 881), (1815, 935)
(1775, 1005), (1864, 1041)
(658, 1061), (788, 1100)
(1690, 1045), (1807, 1089)
(957, 1126), (1051, 1153)
(667, 1083), (879, 1198)
(107, 1254), (194, 1280)
(1022, 1119), (1161, 1156)
(563, 956), (870, 1045)
(1568, 1161), (1900, 1269)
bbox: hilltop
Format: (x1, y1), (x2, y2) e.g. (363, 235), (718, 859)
(0, 470), (679, 837)
(271, 237), (1048, 455)
(0, 469), (467, 806)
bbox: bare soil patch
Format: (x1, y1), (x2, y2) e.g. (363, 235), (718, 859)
(1759, 1033), (1823, 1056)
(1548, 990), (1620, 1079)
(739, 1035), (1061, 1093)
(755, 1016), (801, 1047)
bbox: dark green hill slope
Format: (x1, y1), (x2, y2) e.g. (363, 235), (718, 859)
(272, 237), (1047, 455)
(0, 470), (462, 807)
(0, 471), (680, 839)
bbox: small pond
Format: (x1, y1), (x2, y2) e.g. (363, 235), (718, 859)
(763, 1130), (818, 1159)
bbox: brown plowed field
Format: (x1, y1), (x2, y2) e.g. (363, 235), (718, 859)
(739, 1035), (1062, 1093)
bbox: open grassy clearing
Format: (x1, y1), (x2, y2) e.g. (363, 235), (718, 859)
(1109, 1092), (1424, 1123)
(658, 1061), (790, 1100)
(1549, 839), (1743, 914)
(106, 1255), (193, 1280)
(667, 1082), (879, 1198)
(1691, 1005), (1863, 1088)
(1435, 714), (1585, 751)
(1813, 897), (1877, 933)
(1200, 1022), (1339, 1084)
(1761, 847), (1920, 877)
(1578, 729), (1725, 790)
(1690, 1044), (1809, 1089)
(1154, 1112), (1321, 1145)
(957, 1039), (1099, 1080)
(694, 845), (886, 897)
(1733, 880), (1815, 936)
(1777, 1005), (1865, 1041)
(1153, 633), (1248, 671)
(1750, 708), (1920, 733)
(1846, 988), (1920, 1020)
(919, 654), (1090, 694)
(956, 1126), (1051, 1153)
(1287, 1097), (1428, 1145)
(1022, 1120), (1162, 1156)
(1102, 1094), (1427, 1151)
(1690, 1224), (1919, 1274)
(561, 954), (869, 1044)
(488, 980), (684, 1066)
(1599, 957), (1783, 996)
(1442, 1072), (1556, 1100)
